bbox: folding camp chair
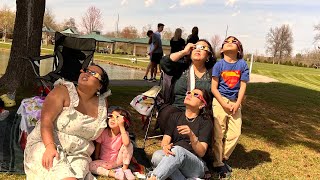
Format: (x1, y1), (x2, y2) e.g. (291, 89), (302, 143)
(130, 85), (162, 148)
(27, 32), (96, 95)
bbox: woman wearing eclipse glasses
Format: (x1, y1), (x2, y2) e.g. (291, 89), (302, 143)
(157, 39), (216, 134)
(24, 64), (111, 180)
(148, 88), (213, 180)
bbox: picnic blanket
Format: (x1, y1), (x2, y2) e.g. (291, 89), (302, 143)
(0, 111), (24, 173)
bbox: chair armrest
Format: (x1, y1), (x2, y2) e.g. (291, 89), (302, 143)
(28, 55), (55, 62)
(22, 55), (55, 78)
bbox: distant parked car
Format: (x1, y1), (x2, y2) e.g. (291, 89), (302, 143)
(98, 47), (110, 54)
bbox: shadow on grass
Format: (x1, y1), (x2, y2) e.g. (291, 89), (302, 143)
(243, 82), (320, 152)
(229, 144), (271, 170)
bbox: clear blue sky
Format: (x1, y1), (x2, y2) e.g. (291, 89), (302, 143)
(3, 0), (320, 56)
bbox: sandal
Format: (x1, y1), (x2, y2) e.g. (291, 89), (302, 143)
(0, 94), (16, 107)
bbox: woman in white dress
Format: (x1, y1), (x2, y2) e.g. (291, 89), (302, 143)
(24, 65), (110, 180)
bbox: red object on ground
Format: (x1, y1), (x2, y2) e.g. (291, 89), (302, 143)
(20, 131), (28, 151)
(37, 86), (51, 96)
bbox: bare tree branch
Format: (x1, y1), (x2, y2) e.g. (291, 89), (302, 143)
(210, 34), (222, 54)
(162, 27), (173, 40)
(43, 8), (60, 31)
(62, 17), (78, 32)
(314, 24), (320, 44)
(141, 24), (152, 37)
(0, 5), (15, 42)
(266, 24), (293, 63)
(81, 6), (103, 34)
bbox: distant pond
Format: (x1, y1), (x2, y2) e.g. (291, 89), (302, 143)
(0, 51), (145, 80)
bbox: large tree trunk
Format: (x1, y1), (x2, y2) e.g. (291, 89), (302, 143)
(0, 0), (45, 91)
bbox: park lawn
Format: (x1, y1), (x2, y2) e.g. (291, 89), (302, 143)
(0, 42), (12, 49)
(1, 42), (149, 69)
(251, 62), (320, 91)
(1, 82), (320, 179)
(94, 54), (149, 70)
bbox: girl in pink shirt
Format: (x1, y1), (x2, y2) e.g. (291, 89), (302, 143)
(90, 107), (135, 180)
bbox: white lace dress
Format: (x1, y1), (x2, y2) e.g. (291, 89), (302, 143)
(24, 79), (110, 180)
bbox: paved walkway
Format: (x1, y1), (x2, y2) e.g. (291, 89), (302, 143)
(110, 73), (278, 86)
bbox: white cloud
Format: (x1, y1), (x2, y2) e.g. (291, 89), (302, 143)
(248, 0), (320, 6)
(121, 0), (128, 6)
(225, 0), (237, 7)
(180, 0), (205, 6)
(169, 4), (177, 9)
(145, 0), (155, 7)
(239, 34), (250, 38)
(232, 10), (240, 17)
(266, 18), (272, 23)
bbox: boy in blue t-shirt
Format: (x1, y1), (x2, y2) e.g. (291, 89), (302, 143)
(211, 36), (249, 178)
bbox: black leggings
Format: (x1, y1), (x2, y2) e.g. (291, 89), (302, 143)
(157, 104), (182, 133)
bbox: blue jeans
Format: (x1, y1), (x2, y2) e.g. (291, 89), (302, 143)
(151, 146), (205, 180)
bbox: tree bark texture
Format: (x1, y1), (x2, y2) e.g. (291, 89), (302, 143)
(0, 0), (45, 91)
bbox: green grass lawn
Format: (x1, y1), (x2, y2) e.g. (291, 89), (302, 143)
(251, 62), (320, 91)
(1, 44), (320, 179)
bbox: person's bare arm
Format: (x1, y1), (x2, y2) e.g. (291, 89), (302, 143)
(161, 135), (174, 156)
(169, 43), (194, 62)
(120, 127), (130, 147)
(41, 85), (67, 147)
(41, 85), (68, 169)
(190, 136), (208, 157)
(177, 125), (208, 157)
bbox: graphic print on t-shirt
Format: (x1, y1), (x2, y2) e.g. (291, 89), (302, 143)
(221, 70), (241, 89)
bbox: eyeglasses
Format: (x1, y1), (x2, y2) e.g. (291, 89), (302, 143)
(81, 68), (102, 81)
(107, 114), (130, 126)
(185, 91), (207, 106)
(223, 39), (238, 44)
(194, 44), (211, 53)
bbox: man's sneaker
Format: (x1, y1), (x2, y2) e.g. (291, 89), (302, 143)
(152, 78), (157, 82)
(213, 165), (231, 179)
(223, 160), (232, 172)
(148, 78), (153, 82)
(143, 76), (148, 80)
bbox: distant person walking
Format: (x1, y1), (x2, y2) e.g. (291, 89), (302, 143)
(143, 30), (154, 80)
(149, 23), (165, 82)
(170, 28), (185, 54)
(186, 26), (199, 44)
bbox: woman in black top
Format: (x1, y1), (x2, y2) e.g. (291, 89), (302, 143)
(186, 26), (199, 44)
(170, 28), (185, 53)
(148, 88), (213, 180)
(157, 39), (216, 133)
